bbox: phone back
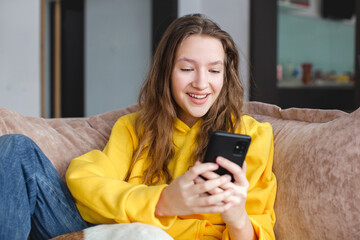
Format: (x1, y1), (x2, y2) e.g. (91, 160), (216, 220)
(203, 132), (251, 181)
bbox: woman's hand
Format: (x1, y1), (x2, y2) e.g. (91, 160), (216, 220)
(215, 157), (249, 226)
(198, 157), (256, 239)
(155, 161), (234, 217)
(194, 157), (249, 224)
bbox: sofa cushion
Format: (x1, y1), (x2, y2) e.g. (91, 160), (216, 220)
(244, 102), (360, 239)
(1, 102), (359, 239)
(0, 104), (138, 181)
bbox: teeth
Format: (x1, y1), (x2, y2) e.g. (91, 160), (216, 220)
(188, 93), (207, 99)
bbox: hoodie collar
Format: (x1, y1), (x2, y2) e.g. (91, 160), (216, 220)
(174, 118), (202, 134)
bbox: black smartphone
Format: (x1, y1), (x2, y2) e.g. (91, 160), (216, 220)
(202, 132), (251, 182)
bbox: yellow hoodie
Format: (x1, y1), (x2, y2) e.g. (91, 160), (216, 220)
(66, 112), (276, 239)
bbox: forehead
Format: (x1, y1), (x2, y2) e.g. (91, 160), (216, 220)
(175, 34), (225, 62)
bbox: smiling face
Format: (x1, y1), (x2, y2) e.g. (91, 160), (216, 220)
(171, 34), (225, 127)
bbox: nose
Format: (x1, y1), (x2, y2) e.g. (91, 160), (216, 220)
(191, 69), (207, 89)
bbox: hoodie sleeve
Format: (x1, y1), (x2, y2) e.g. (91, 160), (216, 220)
(65, 114), (176, 228)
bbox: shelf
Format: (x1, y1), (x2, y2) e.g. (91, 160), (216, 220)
(251, 0), (359, 111)
(277, 87), (356, 111)
(277, 81), (354, 90)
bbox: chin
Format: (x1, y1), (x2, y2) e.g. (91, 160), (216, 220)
(189, 110), (208, 119)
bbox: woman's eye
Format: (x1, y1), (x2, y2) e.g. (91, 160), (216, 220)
(181, 68), (193, 72)
(209, 69), (220, 73)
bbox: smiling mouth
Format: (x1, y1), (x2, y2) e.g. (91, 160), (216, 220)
(188, 93), (208, 99)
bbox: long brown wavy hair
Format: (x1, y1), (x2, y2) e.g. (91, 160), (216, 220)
(125, 14), (244, 185)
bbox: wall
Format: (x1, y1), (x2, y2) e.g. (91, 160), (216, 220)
(0, 1), (249, 117)
(278, 10), (355, 77)
(0, 0), (41, 117)
(85, 0), (151, 116)
(86, 0), (250, 116)
(178, 0), (250, 100)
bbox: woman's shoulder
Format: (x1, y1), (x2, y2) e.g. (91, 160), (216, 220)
(116, 112), (138, 123)
(238, 114), (273, 135)
(112, 112), (139, 131)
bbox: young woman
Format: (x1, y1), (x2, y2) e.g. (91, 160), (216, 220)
(66, 14), (276, 240)
(0, 14), (276, 240)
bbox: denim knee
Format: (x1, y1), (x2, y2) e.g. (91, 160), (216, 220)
(0, 134), (39, 165)
(0, 133), (35, 148)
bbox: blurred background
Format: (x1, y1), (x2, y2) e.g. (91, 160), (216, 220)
(0, 0), (359, 118)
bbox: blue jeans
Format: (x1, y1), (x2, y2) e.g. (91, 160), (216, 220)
(0, 134), (92, 239)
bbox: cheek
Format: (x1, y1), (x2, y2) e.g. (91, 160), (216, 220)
(213, 77), (224, 95)
(171, 72), (189, 93)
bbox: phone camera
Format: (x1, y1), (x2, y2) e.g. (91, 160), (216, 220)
(233, 142), (246, 155)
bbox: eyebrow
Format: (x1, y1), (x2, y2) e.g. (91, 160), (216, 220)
(176, 57), (224, 66)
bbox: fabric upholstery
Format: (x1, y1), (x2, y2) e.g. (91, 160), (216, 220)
(0, 104), (138, 181)
(243, 102), (360, 239)
(0, 102), (359, 239)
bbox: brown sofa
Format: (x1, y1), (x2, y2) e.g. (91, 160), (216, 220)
(0, 102), (359, 239)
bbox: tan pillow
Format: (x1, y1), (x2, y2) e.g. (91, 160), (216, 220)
(244, 102), (360, 240)
(0, 104), (138, 181)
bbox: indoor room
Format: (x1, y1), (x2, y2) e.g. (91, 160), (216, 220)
(0, 0), (359, 239)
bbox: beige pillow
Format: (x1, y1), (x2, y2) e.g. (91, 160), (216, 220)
(244, 102), (360, 239)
